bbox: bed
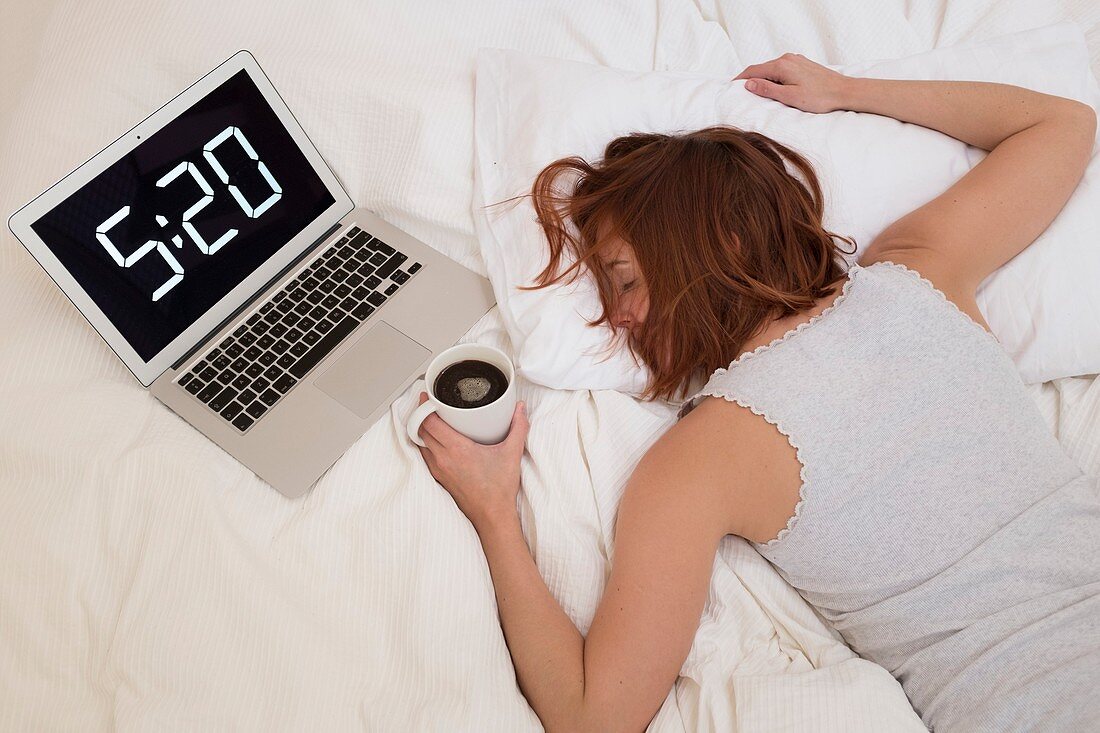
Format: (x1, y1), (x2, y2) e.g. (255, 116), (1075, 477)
(2, 1), (1099, 730)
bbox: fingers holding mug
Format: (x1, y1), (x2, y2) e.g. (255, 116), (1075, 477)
(417, 391), (456, 450)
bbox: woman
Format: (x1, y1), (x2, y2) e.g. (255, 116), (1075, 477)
(413, 53), (1099, 731)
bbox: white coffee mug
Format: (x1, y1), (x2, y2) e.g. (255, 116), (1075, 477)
(406, 343), (516, 447)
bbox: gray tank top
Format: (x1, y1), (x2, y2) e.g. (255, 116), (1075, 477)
(676, 260), (1100, 731)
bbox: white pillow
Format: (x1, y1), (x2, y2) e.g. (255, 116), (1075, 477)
(472, 21), (1100, 396)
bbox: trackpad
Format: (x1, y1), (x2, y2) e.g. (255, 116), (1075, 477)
(314, 321), (430, 419)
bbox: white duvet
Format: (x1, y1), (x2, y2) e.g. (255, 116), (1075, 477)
(3, 1), (1099, 731)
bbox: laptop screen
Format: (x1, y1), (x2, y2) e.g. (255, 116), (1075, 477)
(30, 69), (336, 362)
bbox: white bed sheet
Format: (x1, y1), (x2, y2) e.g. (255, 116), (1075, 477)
(1, 1), (1097, 731)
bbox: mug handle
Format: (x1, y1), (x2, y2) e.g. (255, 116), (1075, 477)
(407, 400), (439, 448)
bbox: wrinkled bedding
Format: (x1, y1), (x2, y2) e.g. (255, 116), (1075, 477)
(2, 1), (1098, 730)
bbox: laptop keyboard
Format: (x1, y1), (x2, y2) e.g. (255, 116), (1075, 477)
(175, 225), (423, 433)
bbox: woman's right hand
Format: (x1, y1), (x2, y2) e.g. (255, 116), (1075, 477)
(733, 53), (852, 114)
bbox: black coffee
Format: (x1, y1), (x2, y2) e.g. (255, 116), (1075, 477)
(433, 360), (509, 409)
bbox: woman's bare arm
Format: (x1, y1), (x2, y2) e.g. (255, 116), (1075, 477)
(736, 53), (1097, 293)
(475, 408), (741, 733)
(841, 75), (1092, 153)
(842, 76), (1096, 290)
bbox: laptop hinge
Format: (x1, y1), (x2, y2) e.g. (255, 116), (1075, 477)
(171, 220), (344, 371)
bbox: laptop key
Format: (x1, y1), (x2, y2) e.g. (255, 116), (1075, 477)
(289, 287), (306, 302)
(257, 334), (275, 350)
(289, 315), (358, 379)
(185, 378), (204, 395)
(238, 388), (257, 405)
(315, 319), (334, 334)
(208, 348), (222, 361)
(231, 374), (251, 390)
(302, 331), (321, 346)
(238, 331), (257, 347)
(260, 302), (275, 314)
(275, 299), (293, 314)
(252, 376), (270, 393)
(290, 342), (308, 357)
(294, 301), (311, 316)
(214, 369), (234, 385)
(220, 401), (244, 420)
(367, 291), (387, 307)
(298, 317), (316, 331)
(232, 413), (254, 432)
(246, 313), (262, 326)
(277, 354), (295, 370)
(259, 389), (281, 406)
(245, 363), (264, 379)
(351, 286), (369, 300)
(346, 273), (364, 288)
(331, 268), (349, 283)
(339, 297), (357, 312)
(407, 262), (421, 274)
(258, 351), (276, 366)
(212, 354), (231, 370)
(285, 328), (303, 343)
(230, 357), (249, 372)
(199, 366), (219, 382)
(225, 342), (244, 358)
(197, 382), (221, 404)
(179, 373), (193, 388)
(283, 312), (301, 327)
(384, 283), (399, 296)
(209, 386), (238, 412)
(253, 321), (270, 335)
(375, 253), (406, 279)
(263, 365), (282, 381)
(309, 306), (327, 321)
(373, 239), (395, 256)
(365, 275), (382, 289)
(351, 302), (375, 320)
(306, 290), (324, 305)
(318, 279), (335, 293)
(233, 324), (248, 337)
(369, 252), (388, 267)
(244, 346), (263, 361)
(246, 401), (268, 419)
(269, 323), (288, 338)
(271, 339), (291, 355)
(321, 294), (340, 310)
(392, 271), (409, 284)
(273, 374), (297, 394)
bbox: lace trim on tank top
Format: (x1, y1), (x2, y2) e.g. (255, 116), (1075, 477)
(872, 260), (1002, 348)
(693, 265), (863, 547)
(685, 259), (1001, 547)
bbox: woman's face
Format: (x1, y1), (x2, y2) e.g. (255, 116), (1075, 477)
(595, 227), (649, 334)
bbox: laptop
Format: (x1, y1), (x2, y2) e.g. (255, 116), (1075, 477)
(7, 50), (496, 498)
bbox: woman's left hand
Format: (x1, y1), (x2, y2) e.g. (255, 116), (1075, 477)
(414, 392), (530, 532)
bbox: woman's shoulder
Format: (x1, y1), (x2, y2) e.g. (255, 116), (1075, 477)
(859, 249), (996, 337)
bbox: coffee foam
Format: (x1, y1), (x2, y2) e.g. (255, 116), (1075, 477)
(456, 376), (491, 404)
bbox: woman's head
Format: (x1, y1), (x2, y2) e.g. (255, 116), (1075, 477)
(513, 125), (856, 404)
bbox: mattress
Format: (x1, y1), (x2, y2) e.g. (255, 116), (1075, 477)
(2, 1), (1098, 730)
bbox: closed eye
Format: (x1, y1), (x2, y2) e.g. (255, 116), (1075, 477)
(621, 280), (637, 293)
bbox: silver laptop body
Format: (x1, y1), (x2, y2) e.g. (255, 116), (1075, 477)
(7, 50), (495, 498)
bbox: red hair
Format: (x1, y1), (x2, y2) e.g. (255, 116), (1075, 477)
(504, 125), (857, 404)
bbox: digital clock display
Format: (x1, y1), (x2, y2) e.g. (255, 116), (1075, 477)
(31, 69), (335, 361)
